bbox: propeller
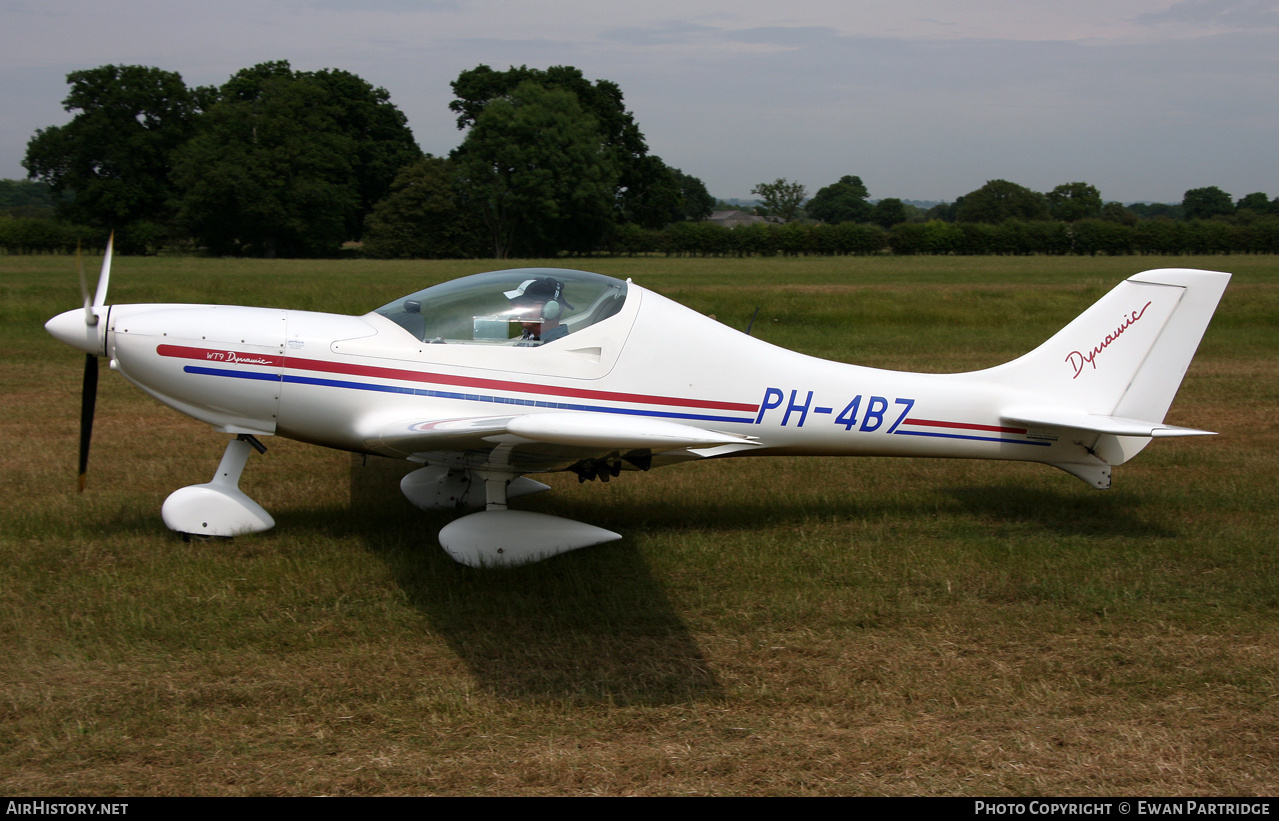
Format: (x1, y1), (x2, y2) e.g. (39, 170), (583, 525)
(75, 233), (113, 491)
(79, 351), (97, 492)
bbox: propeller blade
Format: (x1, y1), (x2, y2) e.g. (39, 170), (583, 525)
(78, 242), (93, 325)
(90, 232), (114, 316)
(78, 352), (98, 492)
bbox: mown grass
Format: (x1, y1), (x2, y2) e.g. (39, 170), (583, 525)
(2, 254), (1277, 795)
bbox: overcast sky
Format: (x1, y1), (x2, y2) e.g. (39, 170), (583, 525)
(2, 0), (1276, 203)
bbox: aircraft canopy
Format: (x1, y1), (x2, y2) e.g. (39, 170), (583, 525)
(372, 268), (628, 346)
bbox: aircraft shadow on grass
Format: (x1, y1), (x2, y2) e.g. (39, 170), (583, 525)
(941, 483), (1180, 540)
(341, 453), (724, 705)
(335, 454), (1178, 701)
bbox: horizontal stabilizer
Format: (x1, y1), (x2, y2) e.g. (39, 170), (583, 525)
(1003, 408), (1215, 438)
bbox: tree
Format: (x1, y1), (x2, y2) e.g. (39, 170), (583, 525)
(0, 179), (57, 218)
(1183, 186), (1234, 220)
(216, 59), (294, 102)
(672, 168), (714, 222)
(306, 68), (422, 235)
(807, 175), (871, 225)
(1100, 201), (1138, 226)
(925, 201), (959, 222)
(751, 178), (807, 222)
(23, 65), (202, 252)
(871, 197), (909, 229)
(451, 65), (643, 150)
(172, 62), (420, 257)
(955, 180), (1049, 223)
(1047, 182), (1103, 222)
(1128, 201), (1184, 220)
(451, 65), (663, 230)
(1235, 192), (1273, 216)
(173, 70), (359, 257)
(618, 154), (683, 230)
(362, 157), (483, 259)
(453, 80), (618, 258)
(606, 156), (711, 228)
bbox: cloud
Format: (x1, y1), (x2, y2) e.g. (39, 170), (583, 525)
(1137, 0), (1279, 28)
(302, 0), (461, 12)
(722, 26), (843, 48)
(599, 21), (720, 46)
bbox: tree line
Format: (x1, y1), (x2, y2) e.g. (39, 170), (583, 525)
(7, 62), (1277, 258)
(683, 176), (1279, 256)
(747, 175), (1278, 228)
(13, 62), (712, 257)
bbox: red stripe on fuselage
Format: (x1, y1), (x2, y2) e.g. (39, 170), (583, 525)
(157, 344), (758, 412)
(903, 418), (1028, 434)
(157, 344), (284, 367)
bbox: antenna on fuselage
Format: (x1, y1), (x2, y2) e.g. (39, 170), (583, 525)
(744, 307), (760, 336)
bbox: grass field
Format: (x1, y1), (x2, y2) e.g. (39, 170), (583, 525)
(2, 254), (1277, 796)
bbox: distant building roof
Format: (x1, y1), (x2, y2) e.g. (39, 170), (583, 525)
(706, 209), (771, 227)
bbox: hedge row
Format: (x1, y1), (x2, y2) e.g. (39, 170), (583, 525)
(606, 221), (891, 257)
(886, 218), (1279, 256)
(0, 218), (108, 254)
(9, 214), (1279, 258)
(607, 217), (1279, 257)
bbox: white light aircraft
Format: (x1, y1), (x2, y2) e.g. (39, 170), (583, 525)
(46, 240), (1231, 567)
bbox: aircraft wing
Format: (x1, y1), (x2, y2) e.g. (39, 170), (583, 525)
(505, 412), (758, 449)
(367, 411), (759, 461)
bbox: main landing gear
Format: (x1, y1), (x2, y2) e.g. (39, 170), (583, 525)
(399, 465), (621, 568)
(160, 446), (621, 566)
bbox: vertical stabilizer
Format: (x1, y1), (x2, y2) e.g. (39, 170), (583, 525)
(978, 269), (1229, 468)
(980, 269), (1229, 419)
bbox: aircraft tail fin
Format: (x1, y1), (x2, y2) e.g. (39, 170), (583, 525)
(977, 269), (1230, 465)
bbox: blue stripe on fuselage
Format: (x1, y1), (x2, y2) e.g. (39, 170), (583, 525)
(891, 430), (1051, 446)
(183, 366), (756, 425)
